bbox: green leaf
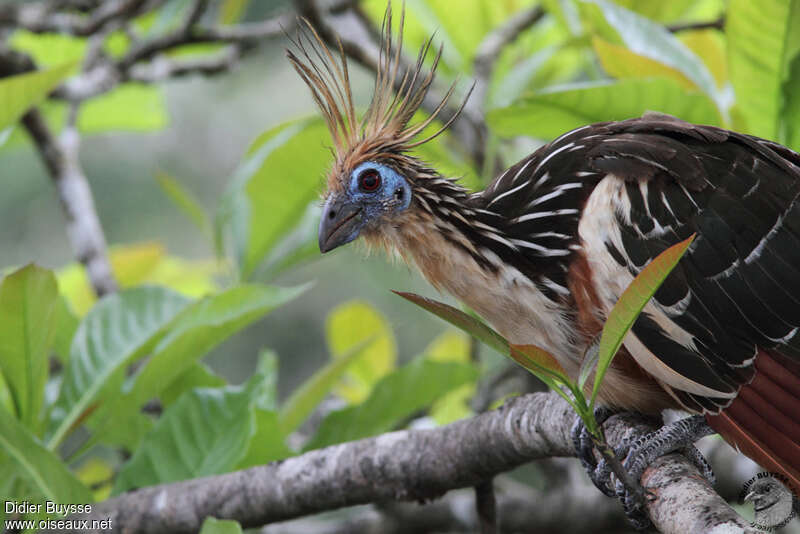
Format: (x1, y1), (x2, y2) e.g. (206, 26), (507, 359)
(0, 407), (91, 504)
(53, 296), (79, 365)
(488, 78), (722, 140)
(219, 0), (250, 24)
(155, 171), (211, 238)
(218, 119), (330, 279)
(591, 234), (695, 404)
(235, 408), (291, 469)
(258, 204), (321, 280)
(9, 31), (85, 67)
(577, 337), (600, 390)
(0, 63), (75, 131)
(727, 0), (800, 140)
(430, 383), (474, 424)
(200, 517), (243, 534)
(785, 53), (800, 152)
(305, 357), (478, 449)
(235, 351), (290, 468)
(0, 372), (13, 415)
(278, 338), (373, 435)
(0, 266), (59, 433)
(325, 300), (396, 403)
(160, 362), (226, 407)
(87, 411), (154, 451)
(251, 349), (279, 411)
(425, 330), (470, 363)
(584, 0), (720, 105)
(49, 286), (191, 448)
(78, 84), (167, 132)
(113, 370), (271, 494)
(426, 331), (475, 424)
(592, 37), (697, 89)
(116, 284), (307, 416)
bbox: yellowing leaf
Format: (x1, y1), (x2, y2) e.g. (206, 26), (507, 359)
(430, 383), (474, 424)
(111, 241), (165, 285)
(425, 330), (470, 363)
(679, 30), (727, 88)
(510, 344), (569, 381)
(58, 242), (165, 315)
(58, 242), (219, 315)
(593, 37), (696, 90)
(325, 300), (396, 403)
(145, 257), (219, 298)
(10, 31), (85, 67)
(426, 331), (474, 424)
(0, 62), (76, 131)
(75, 458), (113, 501)
(78, 83), (167, 133)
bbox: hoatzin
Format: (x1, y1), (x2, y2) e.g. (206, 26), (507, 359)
(288, 8), (800, 525)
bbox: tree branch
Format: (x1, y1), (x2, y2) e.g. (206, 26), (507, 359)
(0, 0), (151, 36)
(470, 6), (544, 114)
(0, 49), (118, 296)
(52, 8), (293, 102)
(49, 392), (758, 534)
(21, 109), (118, 296)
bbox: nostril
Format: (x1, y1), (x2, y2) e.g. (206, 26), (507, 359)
(328, 210), (336, 220)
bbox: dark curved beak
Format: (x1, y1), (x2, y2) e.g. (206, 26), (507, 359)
(319, 194), (364, 253)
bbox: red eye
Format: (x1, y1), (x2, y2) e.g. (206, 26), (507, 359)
(358, 169), (382, 192)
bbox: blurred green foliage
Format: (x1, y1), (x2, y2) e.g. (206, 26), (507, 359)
(1, 0), (799, 530)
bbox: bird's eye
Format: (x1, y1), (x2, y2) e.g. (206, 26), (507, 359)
(358, 169), (381, 192)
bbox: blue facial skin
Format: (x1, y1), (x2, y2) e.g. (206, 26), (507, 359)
(348, 161), (412, 211)
(318, 161), (412, 252)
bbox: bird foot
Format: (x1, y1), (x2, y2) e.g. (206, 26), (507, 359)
(573, 413), (716, 530)
(570, 406), (618, 496)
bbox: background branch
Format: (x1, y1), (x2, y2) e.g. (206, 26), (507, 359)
(470, 6), (545, 118)
(22, 108), (118, 296)
(50, 392), (758, 534)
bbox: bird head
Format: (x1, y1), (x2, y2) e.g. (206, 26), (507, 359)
(286, 4), (466, 253)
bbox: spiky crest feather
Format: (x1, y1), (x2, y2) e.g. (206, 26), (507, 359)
(286, 2), (466, 192)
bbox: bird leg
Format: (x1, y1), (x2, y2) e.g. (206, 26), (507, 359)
(612, 415), (716, 518)
(574, 413), (716, 530)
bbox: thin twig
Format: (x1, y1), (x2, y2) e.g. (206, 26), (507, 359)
(127, 45), (245, 82)
(0, 48), (117, 296)
(0, 0), (149, 36)
(21, 109), (118, 296)
(471, 6), (544, 113)
(666, 17), (725, 33)
(53, 10), (293, 102)
(474, 479), (497, 534)
(48, 392), (758, 534)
